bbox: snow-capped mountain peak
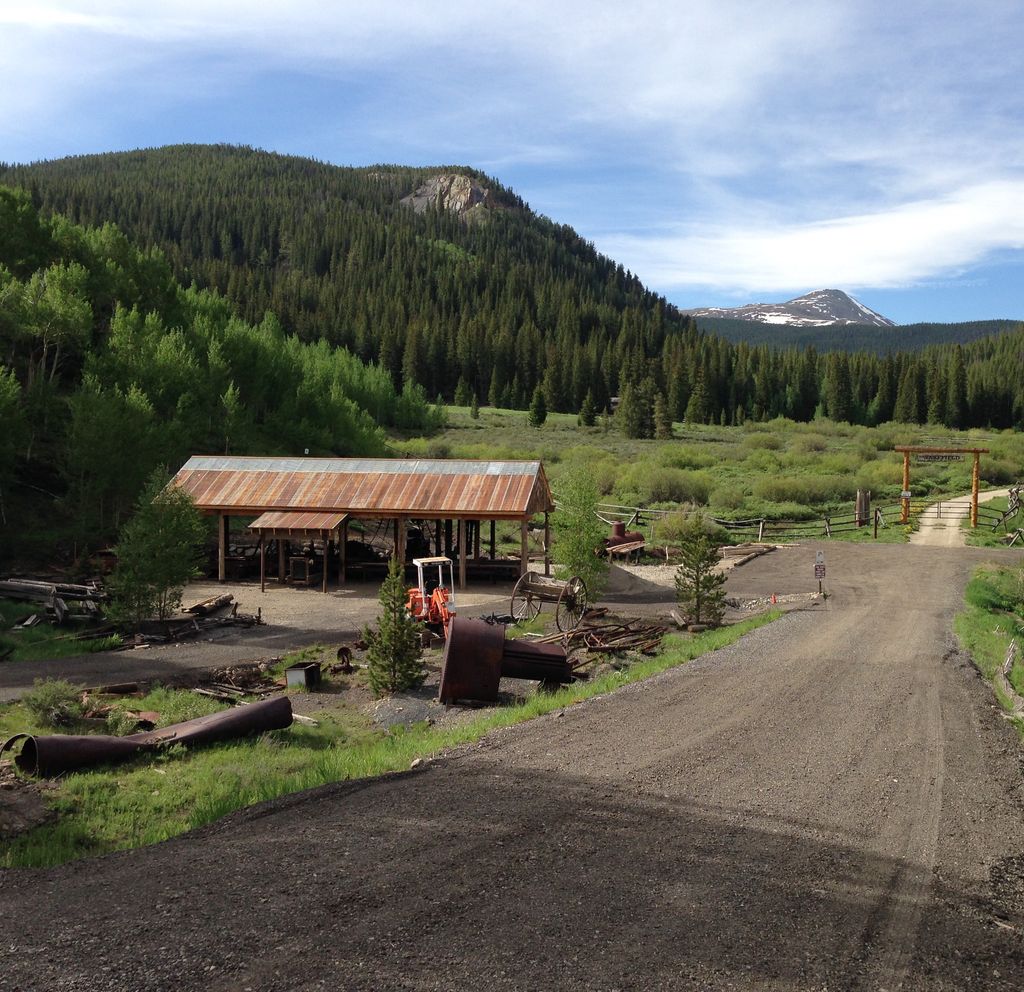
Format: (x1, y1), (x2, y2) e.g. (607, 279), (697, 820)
(684, 289), (894, 328)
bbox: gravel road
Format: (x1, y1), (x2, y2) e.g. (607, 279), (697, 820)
(2, 542), (1024, 991)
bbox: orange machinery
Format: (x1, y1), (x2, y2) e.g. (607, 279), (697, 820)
(405, 556), (456, 638)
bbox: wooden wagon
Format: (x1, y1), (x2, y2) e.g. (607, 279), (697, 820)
(510, 571), (588, 631)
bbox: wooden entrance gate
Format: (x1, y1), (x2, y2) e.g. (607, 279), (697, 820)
(894, 446), (988, 528)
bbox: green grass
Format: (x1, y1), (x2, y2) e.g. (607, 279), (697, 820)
(0, 610), (780, 867)
(963, 497), (1022, 548)
(954, 565), (1024, 734)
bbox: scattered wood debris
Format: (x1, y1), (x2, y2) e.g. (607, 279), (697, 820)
(131, 606), (264, 644)
(719, 543), (776, 567)
(185, 593), (235, 617)
(533, 611), (669, 659)
(0, 576), (107, 628)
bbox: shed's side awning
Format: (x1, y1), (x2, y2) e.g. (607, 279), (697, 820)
(247, 511), (349, 537)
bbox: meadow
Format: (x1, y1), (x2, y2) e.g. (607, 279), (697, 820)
(398, 407), (1023, 541)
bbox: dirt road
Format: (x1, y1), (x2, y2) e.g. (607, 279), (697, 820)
(911, 488), (1012, 547)
(2, 543), (1024, 990)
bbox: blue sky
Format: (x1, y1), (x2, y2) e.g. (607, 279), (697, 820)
(2, 1), (1023, 324)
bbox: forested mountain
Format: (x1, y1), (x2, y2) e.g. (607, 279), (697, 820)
(4, 144), (1021, 437)
(698, 315), (1018, 354)
(0, 185), (441, 560)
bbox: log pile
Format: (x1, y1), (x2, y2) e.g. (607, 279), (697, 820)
(0, 577), (106, 626)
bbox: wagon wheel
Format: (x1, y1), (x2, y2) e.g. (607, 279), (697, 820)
(555, 576), (588, 631)
(510, 572), (542, 622)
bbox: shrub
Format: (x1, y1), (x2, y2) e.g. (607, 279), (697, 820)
(656, 446), (714, 470)
(108, 470), (207, 624)
(23, 679), (84, 728)
(552, 465), (609, 599)
(657, 508), (730, 547)
(709, 485), (747, 511)
(752, 474), (857, 505)
(616, 465), (712, 506)
(743, 433), (782, 451)
(982, 459), (1019, 486)
(792, 434), (828, 453)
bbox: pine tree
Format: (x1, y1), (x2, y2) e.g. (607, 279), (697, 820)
(528, 384), (547, 427)
(579, 389), (596, 427)
(364, 556), (425, 697)
(654, 391), (673, 438)
(453, 377), (472, 407)
(470, 393), (480, 419)
(684, 367), (709, 425)
(674, 516), (726, 626)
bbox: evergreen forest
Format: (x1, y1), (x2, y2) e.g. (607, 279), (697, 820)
(3, 145), (1021, 436)
(1, 144), (1023, 563)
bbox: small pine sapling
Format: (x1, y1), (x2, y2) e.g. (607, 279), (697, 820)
(364, 556), (425, 697)
(674, 516), (727, 626)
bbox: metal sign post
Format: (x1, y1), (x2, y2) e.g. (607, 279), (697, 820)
(814, 551), (825, 594)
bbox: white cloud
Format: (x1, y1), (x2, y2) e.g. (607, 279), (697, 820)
(2, 1), (1024, 296)
(599, 181), (1024, 293)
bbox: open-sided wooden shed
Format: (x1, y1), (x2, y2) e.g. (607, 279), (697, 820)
(169, 455), (555, 589)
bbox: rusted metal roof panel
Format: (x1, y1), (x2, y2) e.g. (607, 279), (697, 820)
(171, 456), (554, 518)
(248, 511), (348, 532)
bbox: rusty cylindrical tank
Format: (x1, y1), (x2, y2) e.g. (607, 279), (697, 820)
(439, 616), (573, 704)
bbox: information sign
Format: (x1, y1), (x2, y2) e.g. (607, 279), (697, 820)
(814, 564), (826, 580)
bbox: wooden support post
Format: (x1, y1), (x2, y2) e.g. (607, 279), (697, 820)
(520, 520), (529, 576)
(544, 511), (550, 577)
(322, 530), (328, 593)
(435, 519), (442, 556)
(873, 509), (879, 540)
(217, 514), (229, 582)
(971, 452), (980, 528)
(445, 519), (453, 556)
(473, 520), (480, 561)
(901, 450), (911, 524)
(340, 519), (348, 583)
(278, 539), (287, 584)
(457, 519), (467, 590)
(396, 518), (407, 566)
(489, 520), (496, 560)
(259, 534), (266, 593)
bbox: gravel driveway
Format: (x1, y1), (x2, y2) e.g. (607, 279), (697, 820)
(2, 542), (1024, 990)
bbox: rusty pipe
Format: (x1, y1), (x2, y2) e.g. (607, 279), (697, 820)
(2, 696), (293, 777)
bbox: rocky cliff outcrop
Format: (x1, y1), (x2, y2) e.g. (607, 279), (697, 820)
(401, 174), (499, 218)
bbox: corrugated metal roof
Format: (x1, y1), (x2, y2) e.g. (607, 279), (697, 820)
(172, 456), (553, 518)
(248, 511), (349, 533)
